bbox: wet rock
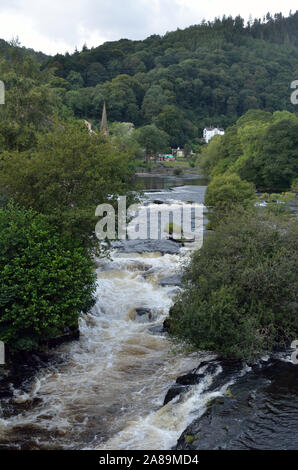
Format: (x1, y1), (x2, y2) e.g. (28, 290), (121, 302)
(174, 357), (298, 450)
(176, 373), (204, 386)
(112, 239), (183, 255)
(147, 324), (166, 335)
(136, 308), (151, 316)
(163, 317), (171, 331)
(142, 268), (156, 279)
(0, 353), (53, 399)
(194, 361), (219, 376)
(128, 261), (151, 272)
(195, 360), (243, 394)
(164, 384), (189, 405)
(158, 274), (183, 287)
(168, 236), (185, 245)
(152, 199), (166, 205)
(194, 359), (217, 371)
(135, 308), (155, 322)
(46, 327), (80, 347)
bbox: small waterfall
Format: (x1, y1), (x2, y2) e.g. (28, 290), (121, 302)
(0, 185), (210, 450)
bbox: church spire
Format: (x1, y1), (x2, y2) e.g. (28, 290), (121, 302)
(100, 102), (108, 136)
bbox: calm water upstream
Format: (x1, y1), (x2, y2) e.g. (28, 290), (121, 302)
(0, 174), (297, 450)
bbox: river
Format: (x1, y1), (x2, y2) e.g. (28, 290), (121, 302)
(0, 174), (297, 450)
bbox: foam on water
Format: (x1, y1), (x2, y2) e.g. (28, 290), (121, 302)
(0, 199), (206, 449)
(0, 191), (228, 450)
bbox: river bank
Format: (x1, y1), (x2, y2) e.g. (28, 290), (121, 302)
(0, 174), (296, 450)
(174, 355), (298, 450)
(0, 175), (207, 449)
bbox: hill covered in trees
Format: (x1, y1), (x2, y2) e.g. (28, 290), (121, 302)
(42, 11), (298, 147)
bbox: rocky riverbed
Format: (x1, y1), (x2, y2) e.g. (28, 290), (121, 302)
(0, 174), (296, 450)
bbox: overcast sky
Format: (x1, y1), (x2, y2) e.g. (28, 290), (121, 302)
(0, 0), (297, 55)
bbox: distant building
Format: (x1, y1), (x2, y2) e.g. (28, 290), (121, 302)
(100, 102), (109, 137)
(203, 126), (224, 143)
(172, 147), (184, 158)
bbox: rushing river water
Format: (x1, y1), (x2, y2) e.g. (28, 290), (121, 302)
(0, 174), (297, 450)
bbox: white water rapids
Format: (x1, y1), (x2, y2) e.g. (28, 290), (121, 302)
(0, 184), (237, 450)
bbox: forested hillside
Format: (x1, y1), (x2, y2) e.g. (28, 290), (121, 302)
(42, 11), (298, 146)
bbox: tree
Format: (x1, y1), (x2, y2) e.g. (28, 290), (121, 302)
(39, 12), (298, 135)
(135, 124), (169, 160)
(66, 70), (84, 89)
(205, 173), (256, 215)
(109, 121), (141, 156)
(0, 203), (96, 355)
(141, 85), (170, 122)
(198, 111), (298, 192)
(0, 121), (135, 248)
(258, 118), (298, 190)
(104, 74), (144, 123)
(85, 62), (107, 86)
(156, 105), (183, 147)
(169, 209), (298, 360)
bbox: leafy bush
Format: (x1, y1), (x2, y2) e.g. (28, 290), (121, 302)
(205, 173), (256, 227)
(173, 167), (183, 176)
(205, 173), (256, 210)
(169, 209), (298, 360)
(0, 204), (96, 355)
(0, 122), (135, 249)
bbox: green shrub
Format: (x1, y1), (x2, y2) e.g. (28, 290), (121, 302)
(173, 167), (183, 176)
(205, 173), (256, 228)
(0, 203), (96, 355)
(205, 173), (256, 211)
(169, 209), (298, 360)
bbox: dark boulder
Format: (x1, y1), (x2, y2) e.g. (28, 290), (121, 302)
(147, 324), (166, 335)
(176, 373), (204, 386)
(135, 308), (155, 322)
(135, 308), (151, 316)
(153, 200), (166, 205)
(158, 274), (183, 287)
(164, 384), (189, 405)
(163, 317), (171, 331)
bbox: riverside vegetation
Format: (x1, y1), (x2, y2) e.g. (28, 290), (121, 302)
(0, 45), (136, 357)
(168, 113), (298, 360)
(168, 207), (298, 360)
(0, 13), (298, 361)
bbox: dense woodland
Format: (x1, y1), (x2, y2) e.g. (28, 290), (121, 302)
(40, 11), (298, 147)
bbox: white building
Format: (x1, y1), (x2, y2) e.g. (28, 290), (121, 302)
(203, 126), (225, 143)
